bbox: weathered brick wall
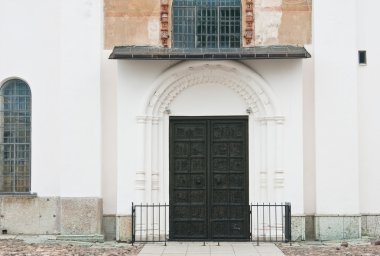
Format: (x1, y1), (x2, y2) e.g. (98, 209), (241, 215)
(104, 0), (311, 49)
(104, 0), (161, 49)
(255, 0), (312, 45)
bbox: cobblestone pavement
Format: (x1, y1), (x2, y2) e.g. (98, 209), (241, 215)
(0, 236), (142, 256)
(278, 240), (380, 256)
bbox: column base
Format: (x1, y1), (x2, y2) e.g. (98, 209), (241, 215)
(362, 214), (380, 237)
(314, 215), (361, 240)
(116, 215), (132, 242)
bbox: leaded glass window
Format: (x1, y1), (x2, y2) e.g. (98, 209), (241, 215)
(173, 0), (241, 48)
(0, 79), (31, 193)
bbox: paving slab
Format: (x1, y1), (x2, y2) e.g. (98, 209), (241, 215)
(137, 242), (285, 256)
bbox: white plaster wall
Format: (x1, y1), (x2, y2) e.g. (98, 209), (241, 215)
(115, 60), (304, 215)
(0, 0), (61, 196)
(170, 85), (247, 116)
(302, 44), (316, 215)
(115, 61), (178, 214)
(58, 0), (102, 198)
(313, 0), (360, 214)
(101, 50), (118, 214)
(243, 60), (304, 214)
(357, 1), (380, 214)
(0, 0), (102, 197)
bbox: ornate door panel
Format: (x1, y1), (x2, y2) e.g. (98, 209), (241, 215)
(169, 117), (248, 240)
(210, 120), (249, 240)
(170, 120), (208, 240)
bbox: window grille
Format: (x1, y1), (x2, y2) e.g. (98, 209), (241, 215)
(0, 79), (31, 193)
(173, 0), (241, 48)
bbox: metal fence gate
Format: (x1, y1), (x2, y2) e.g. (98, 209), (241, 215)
(131, 202), (291, 245)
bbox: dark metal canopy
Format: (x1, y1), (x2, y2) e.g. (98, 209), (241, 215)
(109, 45), (311, 60)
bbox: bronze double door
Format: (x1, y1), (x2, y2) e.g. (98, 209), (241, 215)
(169, 117), (249, 240)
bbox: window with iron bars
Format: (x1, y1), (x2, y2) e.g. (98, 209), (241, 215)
(0, 79), (31, 193)
(173, 0), (241, 48)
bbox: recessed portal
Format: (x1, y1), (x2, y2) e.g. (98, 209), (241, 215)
(169, 116), (249, 240)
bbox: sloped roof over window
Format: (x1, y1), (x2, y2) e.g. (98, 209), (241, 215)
(109, 46), (311, 60)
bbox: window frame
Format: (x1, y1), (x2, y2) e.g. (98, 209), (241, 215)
(0, 78), (32, 195)
(172, 0), (242, 48)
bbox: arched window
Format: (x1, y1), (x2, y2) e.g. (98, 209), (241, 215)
(173, 0), (241, 48)
(0, 79), (31, 193)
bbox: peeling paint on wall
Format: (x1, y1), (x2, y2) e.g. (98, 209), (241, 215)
(278, 0), (312, 45)
(148, 18), (160, 44)
(254, 0), (283, 45)
(104, 0), (311, 49)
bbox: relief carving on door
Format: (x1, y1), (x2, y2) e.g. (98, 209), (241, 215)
(170, 118), (249, 240)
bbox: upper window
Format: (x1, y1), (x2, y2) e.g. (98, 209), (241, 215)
(173, 0), (241, 48)
(0, 79), (31, 193)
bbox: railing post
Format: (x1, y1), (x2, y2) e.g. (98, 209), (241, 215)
(284, 202), (292, 243)
(132, 202), (135, 245)
(164, 203), (167, 246)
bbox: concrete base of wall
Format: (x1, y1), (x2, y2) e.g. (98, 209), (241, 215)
(314, 215), (361, 241)
(291, 215), (306, 241)
(103, 215), (116, 241)
(362, 215), (380, 238)
(305, 215), (316, 240)
(116, 215), (132, 242)
(292, 215), (362, 241)
(2, 197), (379, 242)
(0, 196), (103, 238)
(56, 234), (104, 242)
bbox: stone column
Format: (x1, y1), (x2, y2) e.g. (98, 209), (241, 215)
(151, 117), (160, 204)
(144, 117), (153, 204)
(136, 116), (147, 203)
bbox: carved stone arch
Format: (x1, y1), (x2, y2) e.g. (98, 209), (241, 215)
(136, 60), (285, 207)
(145, 60), (280, 118)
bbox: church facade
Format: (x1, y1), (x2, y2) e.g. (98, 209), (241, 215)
(0, 0), (379, 242)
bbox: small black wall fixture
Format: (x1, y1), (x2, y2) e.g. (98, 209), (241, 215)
(359, 50), (367, 65)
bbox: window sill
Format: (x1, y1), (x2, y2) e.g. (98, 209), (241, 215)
(0, 192), (37, 197)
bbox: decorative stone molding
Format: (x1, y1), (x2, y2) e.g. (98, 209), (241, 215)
(146, 61), (280, 117)
(260, 172), (267, 188)
(156, 70), (261, 115)
(255, 116), (286, 123)
(152, 117), (161, 125)
(160, 0), (169, 47)
(274, 170), (285, 188)
(135, 170), (146, 190)
(152, 173), (160, 190)
(140, 61), (285, 204)
(244, 0), (255, 45)
(136, 116), (148, 124)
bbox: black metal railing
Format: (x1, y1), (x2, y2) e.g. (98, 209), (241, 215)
(131, 202), (291, 245)
(249, 203), (292, 245)
(131, 203), (169, 245)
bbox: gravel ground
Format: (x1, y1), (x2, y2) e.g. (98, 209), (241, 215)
(0, 237), (142, 256)
(278, 240), (380, 256)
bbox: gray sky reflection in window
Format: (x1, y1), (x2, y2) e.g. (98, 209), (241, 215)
(173, 0), (241, 48)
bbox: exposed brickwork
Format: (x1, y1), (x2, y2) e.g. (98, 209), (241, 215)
(160, 0), (169, 47)
(244, 0), (255, 45)
(104, 0), (161, 49)
(104, 0), (312, 49)
(278, 0), (312, 45)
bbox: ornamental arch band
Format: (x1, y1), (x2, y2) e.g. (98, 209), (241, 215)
(134, 61), (286, 210)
